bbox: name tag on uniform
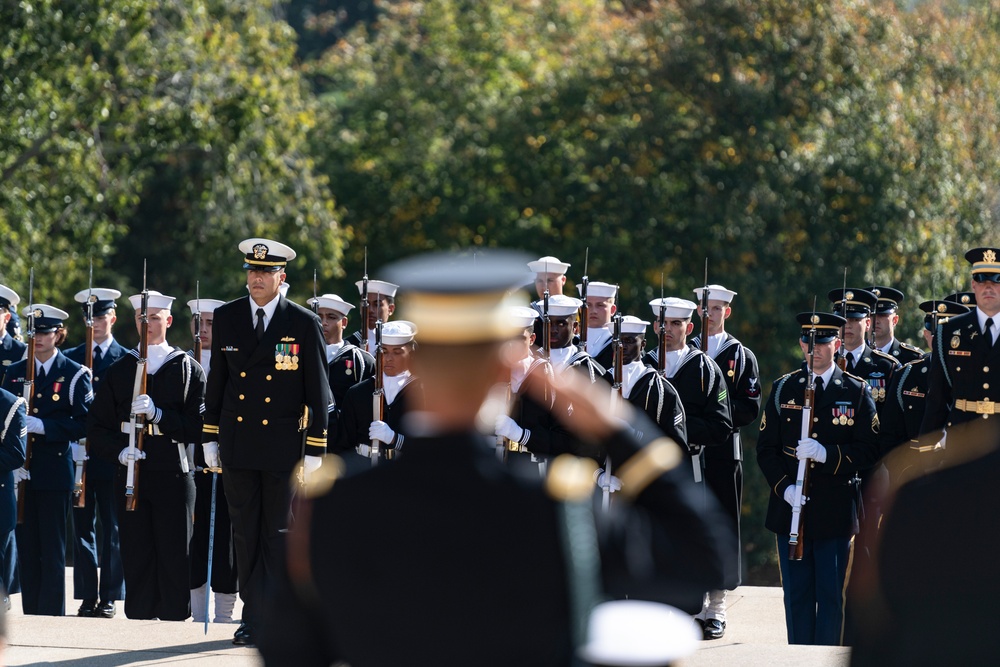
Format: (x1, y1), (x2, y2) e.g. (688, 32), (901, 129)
(780, 403), (803, 411)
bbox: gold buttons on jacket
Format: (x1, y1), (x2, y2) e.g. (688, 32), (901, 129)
(237, 416), (243, 422)
(262, 419), (268, 426)
(265, 397), (271, 403)
(266, 375), (272, 381)
(240, 372), (247, 377)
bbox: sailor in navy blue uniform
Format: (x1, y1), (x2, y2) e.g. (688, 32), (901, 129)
(0, 389), (26, 607)
(578, 281), (618, 371)
(756, 311), (879, 645)
(3, 304), (92, 616)
(64, 288), (127, 618)
(0, 286), (26, 384)
(528, 255), (570, 299)
(867, 286), (923, 365)
(307, 293), (375, 407)
(690, 284), (761, 640)
(186, 297), (239, 624)
(346, 280), (397, 354)
(534, 294), (606, 384)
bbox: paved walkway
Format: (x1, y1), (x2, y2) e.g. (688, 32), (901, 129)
(3, 571), (848, 666)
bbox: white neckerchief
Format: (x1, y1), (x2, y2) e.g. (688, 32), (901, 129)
(662, 348), (687, 378)
(250, 294), (280, 331)
(326, 341), (345, 363)
(548, 345), (577, 373)
(384, 370), (412, 405)
(367, 329), (377, 353)
(200, 349), (211, 373)
(146, 341), (173, 375)
(510, 356), (532, 393)
(586, 328), (611, 357)
(977, 308), (999, 346)
(621, 360), (648, 398)
(706, 332), (726, 359)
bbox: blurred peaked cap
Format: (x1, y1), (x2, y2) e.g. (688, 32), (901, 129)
(128, 291), (175, 311)
(74, 288), (121, 317)
(384, 249), (535, 344)
(187, 298), (226, 315)
(692, 284), (737, 303)
(648, 297), (697, 320)
(22, 304), (69, 332)
(308, 294), (354, 316)
(355, 279), (399, 298)
(239, 237), (296, 272)
(945, 291), (976, 306)
(607, 315), (649, 335)
(0, 285), (21, 310)
(865, 285), (904, 313)
(796, 311), (846, 343)
(379, 320), (417, 345)
(507, 306), (539, 329)
(527, 256), (570, 275)
(828, 287), (877, 318)
(578, 281), (617, 299)
(534, 294), (583, 317)
(965, 247), (1000, 274)
(920, 299), (970, 321)
(578, 600), (700, 667)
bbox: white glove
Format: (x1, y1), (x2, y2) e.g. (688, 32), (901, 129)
(203, 441), (221, 469)
(796, 438), (827, 463)
(593, 469), (622, 493)
(12, 467), (29, 483)
(783, 485), (805, 507)
(25, 416), (44, 435)
(369, 421), (398, 446)
(494, 415), (525, 443)
(299, 455), (323, 485)
(70, 443), (89, 462)
(117, 447), (147, 466)
(131, 394), (160, 422)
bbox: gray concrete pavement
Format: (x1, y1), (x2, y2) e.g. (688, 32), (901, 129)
(2, 569), (848, 666)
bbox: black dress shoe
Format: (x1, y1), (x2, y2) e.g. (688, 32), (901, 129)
(95, 601), (116, 619)
(77, 600), (98, 617)
(233, 622), (255, 646)
(702, 618), (726, 640)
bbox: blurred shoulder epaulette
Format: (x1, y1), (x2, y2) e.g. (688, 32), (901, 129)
(900, 342), (923, 353)
(617, 438), (684, 501)
(871, 348), (900, 366)
(546, 454), (598, 502)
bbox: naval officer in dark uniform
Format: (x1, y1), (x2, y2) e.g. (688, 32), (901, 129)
(65, 287), (127, 619)
(3, 304), (93, 616)
(201, 238), (331, 646)
(257, 249), (734, 667)
(756, 311), (879, 646)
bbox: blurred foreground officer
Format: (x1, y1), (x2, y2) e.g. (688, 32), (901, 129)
(0, 390), (25, 609)
(3, 305), (92, 616)
(201, 238), (330, 646)
(0, 287), (25, 384)
(756, 312), (879, 645)
(65, 288), (126, 618)
(89, 291), (205, 620)
(186, 298), (238, 624)
(257, 250), (734, 667)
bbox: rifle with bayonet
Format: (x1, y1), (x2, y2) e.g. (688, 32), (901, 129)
(370, 320), (384, 466)
(579, 249), (589, 348)
(311, 269), (319, 315)
(16, 269), (36, 525)
(657, 274), (667, 375)
(542, 261), (552, 360)
(604, 304), (623, 511)
(700, 258), (710, 353)
(360, 249), (370, 353)
(124, 261), (149, 512)
(193, 281), (203, 363)
(789, 299), (819, 561)
(837, 267), (849, 371)
(73, 262), (96, 509)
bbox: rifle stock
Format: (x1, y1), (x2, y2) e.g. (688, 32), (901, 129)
(579, 249), (589, 347)
(73, 286), (96, 509)
(700, 258), (709, 353)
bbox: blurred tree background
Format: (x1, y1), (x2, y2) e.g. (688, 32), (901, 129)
(4, 0), (1000, 584)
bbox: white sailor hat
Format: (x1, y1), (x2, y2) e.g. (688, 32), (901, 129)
(74, 288), (122, 317)
(128, 290), (176, 311)
(577, 281), (618, 300)
(380, 320), (417, 345)
(187, 298), (226, 315)
(607, 315), (649, 336)
(239, 238), (297, 272)
(648, 297), (697, 320)
(527, 256), (571, 276)
(578, 600), (700, 666)
(692, 284), (737, 304)
(533, 294), (583, 317)
(22, 304), (69, 332)
(355, 279), (399, 298)
(507, 306), (539, 329)
(0, 285), (20, 310)
(307, 293), (354, 316)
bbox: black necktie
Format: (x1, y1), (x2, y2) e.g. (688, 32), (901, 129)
(814, 376), (824, 398)
(93, 346), (103, 365)
(36, 366), (45, 382)
(987, 318), (994, 347)
(845, 354), (855, 373)
(255, 308), (266, 341)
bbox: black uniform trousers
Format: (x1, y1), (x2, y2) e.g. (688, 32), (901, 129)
(116, 467), (195, 620)
(72, 477), (125, 603)
(16, 489), (71, 615)
(223, 466), (291, 626)
(190, 469), (237, 593)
